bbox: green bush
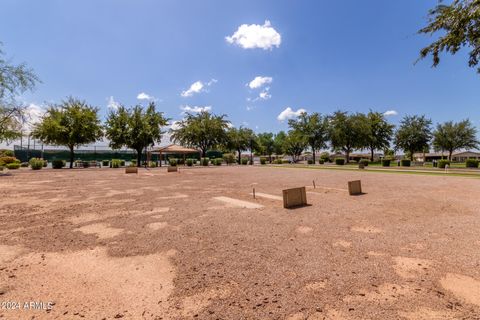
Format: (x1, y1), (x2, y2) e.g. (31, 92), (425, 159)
(260, 157), (267, 165)
(0, 156), (18, 165)
(466, 159), (479, 168)
(43, 160), (48, 167)
(6, 163), (20, 169)
(169, 159), (178, 166)
(222, 153), (235, 164)
(201, 157), (209, 166)
(282, 159), (290, 164)
(381, 159), (391, 167)
(241, 158), (248, 165)
(148, 161), (157, 168)
(0, 166), (3, 171)
(111, 159), (121, 168)
(29, 158), (44, 170)
(320, 152), (330, 162)
(335, 158), (345, 165)
(52, 160), (65, 169)
(307, 159), (314, 165)
(319, 159), (325, 164)
(0, 149), (14, 157)
(438, 159), (451, 169)
(102, 160), (109, 167)
(400, 159), (411, 167)
(20, 162), (29, 167)
(359, 159), (369, 166)
(186, 158), (194, 166)
(120, 160), (126, 167)
(216, 158), (223, 166)
(177, 158), (185, 165)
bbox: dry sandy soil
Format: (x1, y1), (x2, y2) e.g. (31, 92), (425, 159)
(1, 165), (480, 319)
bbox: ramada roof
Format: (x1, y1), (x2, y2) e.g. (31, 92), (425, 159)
(151, 144), (199, 154)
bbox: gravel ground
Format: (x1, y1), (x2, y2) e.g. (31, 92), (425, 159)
(1, 165), (480, 319)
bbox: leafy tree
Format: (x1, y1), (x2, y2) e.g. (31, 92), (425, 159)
(329, 111), (369, 163)
(0, 44), (40, 143)
(105, 102), (168, 167)
(394, 115), (433, 161)
(288, 112), (329, 163)
(365, 111), (395, 161)
(32, 97), (103, 168)
(226, 127), (256, 164)
(418, 0), (480, 72)
(273, 131), (287, 156)
(433, 119), (479, 160)
(257, 132), (275, 163)
(283, 130), (308, 163)
(170, 111), (229, 157)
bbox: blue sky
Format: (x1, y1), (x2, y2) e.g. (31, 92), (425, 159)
(1, 0), (479, 136)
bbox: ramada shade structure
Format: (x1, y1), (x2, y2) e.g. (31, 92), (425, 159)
(150, 144), (200, 166)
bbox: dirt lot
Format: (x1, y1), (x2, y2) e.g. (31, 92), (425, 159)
(1, 166), (480, 319)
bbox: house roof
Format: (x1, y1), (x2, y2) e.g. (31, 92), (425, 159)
(151, 144), (199, 154)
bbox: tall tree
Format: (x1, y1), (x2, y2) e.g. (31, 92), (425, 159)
(288, 112), (329, 163)
(32, 97), (103, 168)
(394, 115), (433, 161)
(257, 132), (275, 163)
(226, 127), (256, 164)
(418, 0), (480, 72)
(273, 131), (287, 157)
(433, 120), (479, 160)
(365, 111), (395, 161)
(0, 44), (40, 143)
(283, 130), (308, 163)
(106, 102), (168, 167)
(329, 111), (369, 163)
(170, 111), (229, 157)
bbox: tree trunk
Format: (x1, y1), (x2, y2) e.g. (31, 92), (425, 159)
(201, 149), (206, 158)
(345, 150), (350, 163)
(237, 149), (241, 164)
(69, 145), (74, 169)
(449, 150), (453, 161)
(410, 150), (414, 161)
(136, 149), (142, 167)
(311, 146), (316, 164)
(370, 148), (374, 162)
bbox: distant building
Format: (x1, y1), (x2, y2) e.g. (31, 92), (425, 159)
(413, 151), (480, 162)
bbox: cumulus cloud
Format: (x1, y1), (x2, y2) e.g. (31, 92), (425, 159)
(137, 92), (155, 101)
(180, 105), (212, 114)
(248, 76), (273, 89)
(107, 96), (121, 110)
(169, 120), (181, 131)
(384, 110), (398, 116)
(181, 79), (217, 97)
(277, 107), (306, 121)
(258, 88), (271, 100)
(226, 20), (281, 50)
(23, 103), (45, 133)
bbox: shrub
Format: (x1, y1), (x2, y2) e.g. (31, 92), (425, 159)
(29, 158), (44, 170)
(307, 159), (314, 165)
(335, 158), (345, 165)
(240, 158), (248, 165)
(359, 159), (369, 167)
(0, 150), (14, 157)
(6, 163), (20, 169)
(223, 153), (235, 164)
(466, 159), (479, 168)
(169, 159), (178, 166)
(400, 159), (411, 167)
(381, 159), (391, 167)
(130, 159), (137, 166)
(192, 159), (197, 165)
(201, 157), (209, 166)
(186, 158), (194, 166)
(0, 166), (3, 171)
(111, 159), (121, 168)
(120, 160), (126, 167)
(216, 158), (223, 166)
(319, 159), (324, 164)
(438, 159), (451, 169)
(177, 158), (185, 165)
(260, 157), (267, 165)
(320, 152), (330, 162)
(52, 160), (65, 169)
(0, 156), (18, 165)
(102, 160), (109, 167)
(20, 162), (29, 167)
(148, 161), (157, 168)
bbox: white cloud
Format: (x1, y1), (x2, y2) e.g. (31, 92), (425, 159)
(226, 20), (281, 50)
(180, 105), (212, 114)
(258, 88), (271, 100)
(181, 79), (217, 97)
(248, 76), (273, 89)
(277, 107), (306, 121)
(169, 120), (181, 131)
(107, 96), (121, 110)
(23, 103), (45, 133)
(137, 92), (155, 101)
(246, 105), (255, 111)
(384, 110), (398, 116)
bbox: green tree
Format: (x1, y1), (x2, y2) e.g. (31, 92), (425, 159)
(432, 119), (479, 160)
(273, 131), (287, 157)
(0, 44), (40, 143)
(418, 0), (480, 72)
(105, 102), (168, 167)
(329, 111), (369, 163)
(170, 111), (229, 157)
(288, 112), (329, 163)
(394, 115), (433, 161)
(226, 127), (256, 164)
(32, 97), (103, 168)
(365, 111), (395, 161)
(283, 130), (308, 163)
(257, 132), (275, 163)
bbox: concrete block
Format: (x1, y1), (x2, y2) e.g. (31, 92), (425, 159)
(282, 187), (307, 208)
(348, 180), (362, 195)
(125, 167), (138, 174)
(167, 166), (178, 172)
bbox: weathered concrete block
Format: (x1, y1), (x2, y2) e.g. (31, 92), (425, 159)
(125, 167), (138, 174)
(348, 180), (362, 195)
(167, 166), (178, 172)
(282, 187), (307, 208)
